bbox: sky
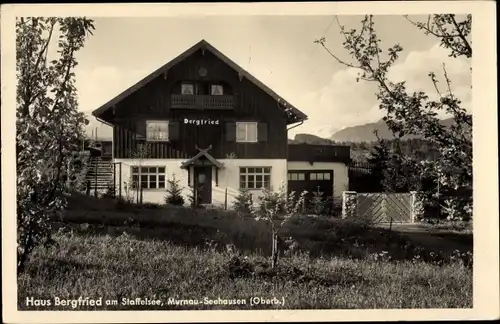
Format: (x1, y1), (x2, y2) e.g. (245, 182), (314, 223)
(72, 15), (472, 140)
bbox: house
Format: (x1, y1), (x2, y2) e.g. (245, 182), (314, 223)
(91, 39), (350, 207)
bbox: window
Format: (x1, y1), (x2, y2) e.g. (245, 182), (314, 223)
(309, 172), (331, 181)
(236, 122), (258, 143)
(288, 172), (305, 181)
(146, 121), (169, 141)
(131, 166), (166, 189)
(211, 84), (224, 95)
(240, 167), (271, 190)
(181, 83), (194, 95)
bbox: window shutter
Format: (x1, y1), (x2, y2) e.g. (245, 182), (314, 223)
(258, 122), (268, 142)
(136, 120), (146, 139)
(226, 122), (236, 142)
(169, 121), (180, 141)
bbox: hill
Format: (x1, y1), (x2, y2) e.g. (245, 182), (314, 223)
(330, 118), (456, 142)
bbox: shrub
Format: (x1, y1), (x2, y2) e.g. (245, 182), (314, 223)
(232, 188), (253, 214)
(164, 174), (185, 206)
(309, 189), (327, 215)
(102, 182), (116, 199)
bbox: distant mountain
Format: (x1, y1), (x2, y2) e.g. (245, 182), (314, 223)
(291, 133), (335, 145)
(330, 117), (457, 142)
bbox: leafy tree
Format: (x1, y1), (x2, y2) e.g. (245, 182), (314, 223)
(16, 17), (95, 273)
(316, 14), (472, 219)
(366, 130), (390, 189)
(164, 174), (185, 206)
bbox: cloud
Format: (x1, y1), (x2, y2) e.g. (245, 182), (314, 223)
(290, 42), (472, 138)
(387, 43), (472, 115)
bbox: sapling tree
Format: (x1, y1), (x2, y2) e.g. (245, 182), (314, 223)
(252, 183), (308, 268)
(16, 17), (95, 273)
(165, 173), (185, 206)
(316, 14), (472, 219)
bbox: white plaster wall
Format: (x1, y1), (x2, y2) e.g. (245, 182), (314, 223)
(113, 158), (288, 207)
(286, 161), (349, 198)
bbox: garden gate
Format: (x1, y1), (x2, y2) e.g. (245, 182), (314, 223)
(342, 192), (418, 223)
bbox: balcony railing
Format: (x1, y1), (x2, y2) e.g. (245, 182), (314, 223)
(171, 94), (235, 110)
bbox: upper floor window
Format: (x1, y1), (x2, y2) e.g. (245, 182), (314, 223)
(181, 83), (194, 95)
(146, 121), (169, 141)
(211, 84), (224, 96)
(236, 122), (258, 143)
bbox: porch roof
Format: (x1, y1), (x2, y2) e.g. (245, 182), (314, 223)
(180, 146), (224, 169)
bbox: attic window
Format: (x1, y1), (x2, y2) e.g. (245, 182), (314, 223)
(181, 83), (194, 95)
(211, 84), (223, 96)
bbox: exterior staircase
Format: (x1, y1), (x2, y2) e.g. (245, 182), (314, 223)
(85, 156), (114, 192)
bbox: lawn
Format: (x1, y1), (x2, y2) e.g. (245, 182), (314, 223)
(17, 193), (473, 310)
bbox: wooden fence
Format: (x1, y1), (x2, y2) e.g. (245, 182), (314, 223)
(342, 191), (420, 223)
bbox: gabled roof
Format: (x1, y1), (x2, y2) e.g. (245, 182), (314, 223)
(91, 39), (308, 123)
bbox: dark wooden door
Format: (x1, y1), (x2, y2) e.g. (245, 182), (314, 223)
(194, 166), (212, 204)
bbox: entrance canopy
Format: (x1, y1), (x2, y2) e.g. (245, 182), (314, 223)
(180, 145), (224, 170)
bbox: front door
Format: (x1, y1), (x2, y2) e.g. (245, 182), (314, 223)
(194, 166), (212, 205)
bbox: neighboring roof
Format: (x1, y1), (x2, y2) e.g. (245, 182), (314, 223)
(92, 39), (308, 123)
(180, 147), (224, 169)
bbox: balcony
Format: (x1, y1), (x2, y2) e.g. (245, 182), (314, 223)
(170, 94), (235, 110)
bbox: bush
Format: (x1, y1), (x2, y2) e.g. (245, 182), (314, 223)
(309, 189), (327, 215)
(232, 188), (253, 214)
(102, 182), (116, 199)
(165, 174), (185, 206)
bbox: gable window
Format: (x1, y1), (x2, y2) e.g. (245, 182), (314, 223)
(131, 166), (166, 189)
(146, 121), (169, 141)
(181, 83), (194, 95)
(211, 84), (224, 96)
(240, 167), (271, 190)
(236, 122), (258, 143)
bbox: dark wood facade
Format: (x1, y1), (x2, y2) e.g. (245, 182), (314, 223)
(287, 143), (351, 164)
(94, 42), (305, 160)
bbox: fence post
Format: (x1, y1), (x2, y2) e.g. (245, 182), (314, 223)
(409, 191), (422, 223)
(342, 191), (357, 219)
(113, 162), (116, 198)
(94, 157), (98, 198)
(86, 180), (91, 196)
(224, 188), (228, 210)
(119, 162), (122, 199)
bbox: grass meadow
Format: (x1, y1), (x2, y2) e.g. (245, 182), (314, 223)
(17, 193), (473, 310)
